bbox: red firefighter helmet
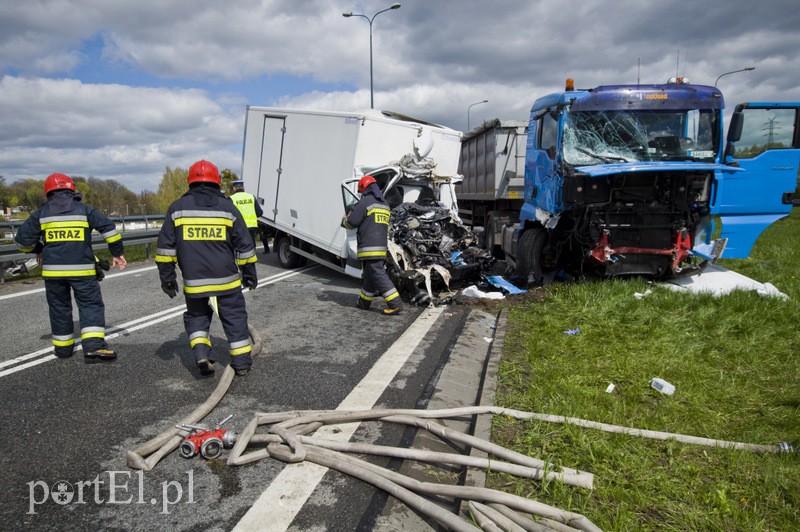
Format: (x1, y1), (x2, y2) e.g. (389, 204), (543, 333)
(187, 159), (220, 185)
(43, 173), (76, 195)
(358, 175), (376, 193)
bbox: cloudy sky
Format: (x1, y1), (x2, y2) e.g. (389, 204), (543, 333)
(2, 0), (799, 192)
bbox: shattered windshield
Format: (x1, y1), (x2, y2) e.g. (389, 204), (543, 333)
(562, 108), (719, 165)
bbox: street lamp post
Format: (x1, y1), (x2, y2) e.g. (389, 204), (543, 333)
(714, 67), (755, 87)
(343, 3), (401, 109)
(467, 99), (488, 131)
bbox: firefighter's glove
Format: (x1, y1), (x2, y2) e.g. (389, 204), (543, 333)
(242, 272), (258, 291)
(94, 257), (110, 281)
(161, 281), (179, 298)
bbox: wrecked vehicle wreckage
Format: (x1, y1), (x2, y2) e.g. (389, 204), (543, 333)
(356, 159), (495, 307)
(388, 201), (495, 306)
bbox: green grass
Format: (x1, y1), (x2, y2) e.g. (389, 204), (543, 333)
(492, 210), (800, 530)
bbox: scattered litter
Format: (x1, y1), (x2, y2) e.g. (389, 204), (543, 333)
(461, 285), (505, 300)
(605, 383), (615, 393)
(444, 312), (453, 318)
(484, 275), (526, 295)
(634, 289), (652, 299)
(650, 377), (675, 396)
(483, 337), (493, 343)
(563, 328), (580, 335)
(661, 264), (788, 299)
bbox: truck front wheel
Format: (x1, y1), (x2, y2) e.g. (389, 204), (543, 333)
(276, 235), (306, 269)
(516, 228), (546, 286)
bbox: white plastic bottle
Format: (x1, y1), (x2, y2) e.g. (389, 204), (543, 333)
(650, 377), (675, 396)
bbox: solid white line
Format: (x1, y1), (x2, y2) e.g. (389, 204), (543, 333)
(0, 244), (267, 302)
(233, 306), (445, 532)
(0, 266), (316, 378)
(0, 265), (157, 302)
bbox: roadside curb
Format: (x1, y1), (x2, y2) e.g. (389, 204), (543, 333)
(373, 305), (504, 530)
(463, 306), (506, 493)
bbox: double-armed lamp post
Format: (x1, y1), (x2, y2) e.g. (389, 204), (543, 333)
(343, 3), (402, 109)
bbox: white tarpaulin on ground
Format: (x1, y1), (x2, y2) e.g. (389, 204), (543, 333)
(661, 264), (788, 299)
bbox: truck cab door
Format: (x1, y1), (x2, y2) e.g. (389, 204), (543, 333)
(712, 103), (799, 258)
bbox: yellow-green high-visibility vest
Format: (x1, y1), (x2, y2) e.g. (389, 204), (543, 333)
(230, 191), (258, 228)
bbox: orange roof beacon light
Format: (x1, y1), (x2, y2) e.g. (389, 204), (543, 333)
(565, 78), (575, 91)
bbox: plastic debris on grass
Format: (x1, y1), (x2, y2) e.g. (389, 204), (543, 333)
(661, 264), (788, 299)
(461, 285), (505, 300)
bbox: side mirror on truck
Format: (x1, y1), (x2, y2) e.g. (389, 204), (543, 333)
(728, 111), (743, 142)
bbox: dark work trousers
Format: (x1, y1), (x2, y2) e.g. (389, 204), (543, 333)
(359, 259), (401, 307)
(45, 277), (107, 357)
(249, 227), (269, 253)
(183, 290), (253, 370)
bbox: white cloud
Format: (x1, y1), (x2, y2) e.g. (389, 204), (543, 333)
(0, 76), (242, 190)
(1, 0), (799, 192)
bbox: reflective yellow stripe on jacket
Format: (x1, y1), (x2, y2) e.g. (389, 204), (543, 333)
(42, 263), (96, 277)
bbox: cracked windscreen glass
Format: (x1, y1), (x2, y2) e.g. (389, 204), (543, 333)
(562, 108), (719, 165)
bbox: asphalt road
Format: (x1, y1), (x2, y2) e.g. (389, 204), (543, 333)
(0, 251), (493, 531)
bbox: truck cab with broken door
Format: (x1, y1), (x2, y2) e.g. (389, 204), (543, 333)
(510, 79), (799, 282)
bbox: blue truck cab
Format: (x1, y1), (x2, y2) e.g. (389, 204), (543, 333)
(512, 79), (798, 281)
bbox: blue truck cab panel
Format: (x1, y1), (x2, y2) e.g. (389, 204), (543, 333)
(516, 82), (798, 280)
(714, 102), (800, 257)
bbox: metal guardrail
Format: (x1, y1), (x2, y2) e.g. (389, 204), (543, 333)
(1, 214), (164, 237)
(0, 215), (166, 282)
(0, 229), (162, 264)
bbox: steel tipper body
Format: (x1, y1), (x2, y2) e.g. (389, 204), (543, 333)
(456, 120), (527, 256)
(480, 80), (800, 281)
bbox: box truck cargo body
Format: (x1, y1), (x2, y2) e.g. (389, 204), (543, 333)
(240, 106), (463, 277)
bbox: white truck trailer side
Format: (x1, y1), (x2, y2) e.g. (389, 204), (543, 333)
(240, 106), (463, 277)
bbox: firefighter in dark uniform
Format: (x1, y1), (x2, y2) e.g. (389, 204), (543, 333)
(342, 175), (403, 315)
(229, 181), (269, 253)
(15, 173), (127, 361)
(156, 160), (258, 376)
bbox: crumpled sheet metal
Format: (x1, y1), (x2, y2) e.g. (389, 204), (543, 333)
(388, 202), (493, 306)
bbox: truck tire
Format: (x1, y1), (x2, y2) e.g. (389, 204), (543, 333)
(276, 235), (304, 269)
(516, 227), (546, 286)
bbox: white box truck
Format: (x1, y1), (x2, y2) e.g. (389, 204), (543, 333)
(240, 106), (466, 281)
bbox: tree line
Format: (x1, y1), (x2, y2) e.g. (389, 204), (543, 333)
(1, 167), (240, 218)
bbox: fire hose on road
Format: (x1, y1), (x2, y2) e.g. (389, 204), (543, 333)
(123, 303), (793, 530)
(126, 323), (263, 471)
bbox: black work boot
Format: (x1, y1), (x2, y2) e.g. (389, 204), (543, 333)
(84, 347), (117, 362)
(356, 296), (371, 310)
(383, 296), (403, 315)
(197, 358), (216, 376)
(54, 347), (75, 359)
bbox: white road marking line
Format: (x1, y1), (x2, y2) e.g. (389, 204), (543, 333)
(0, 266), (316, 378)
(0, 265), (158, 301)
(0, 244), (269, 302)
(233, 306), (445, 532)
